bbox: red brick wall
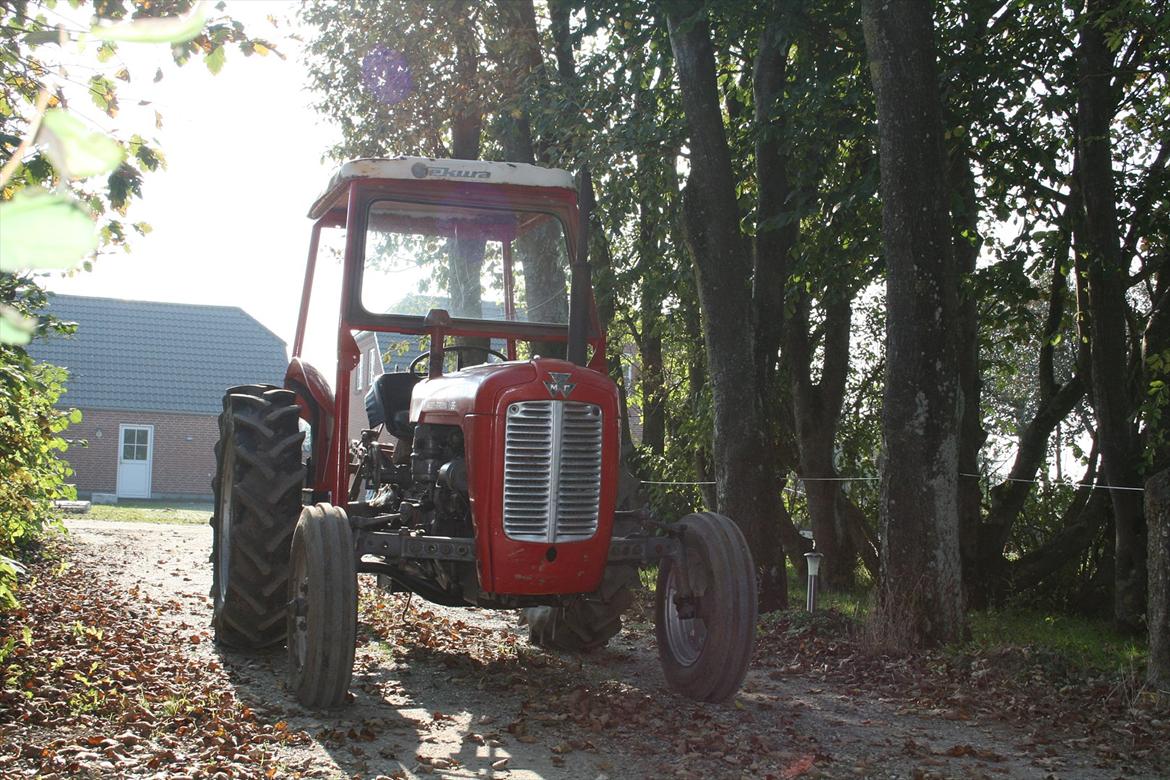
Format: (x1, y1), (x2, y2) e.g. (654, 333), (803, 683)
(63, 408), (219, 500)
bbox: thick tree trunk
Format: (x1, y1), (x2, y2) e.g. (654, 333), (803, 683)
(634, 156), (667, 456)
(667, 1), (787, 610)
(492, 0), (543, 164)
(862, 0), (966, 647)
(751, 2), (796, 399)
(1147, 469), (1170, 696)
(1076, 0), (1146, 632)
(682, 297), (717, 511)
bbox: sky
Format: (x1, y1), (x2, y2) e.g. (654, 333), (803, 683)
(39, 0), (345, 377)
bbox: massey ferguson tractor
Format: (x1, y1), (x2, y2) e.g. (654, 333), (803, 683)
(210, 157), (757, 707)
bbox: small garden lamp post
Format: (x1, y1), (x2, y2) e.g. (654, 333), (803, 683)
(805, 546), (824, 613)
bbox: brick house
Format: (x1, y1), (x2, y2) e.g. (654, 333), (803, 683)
(28, 294), (288, 501)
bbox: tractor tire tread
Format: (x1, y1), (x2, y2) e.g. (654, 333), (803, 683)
(288, 504), (356, 709)
(525, 566), (637, 653)
(211, 384), (304, 651)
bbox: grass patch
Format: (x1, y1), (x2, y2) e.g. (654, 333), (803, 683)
(72, 500), (211, 525)
(787, 583), (871, 618)
(786, 564), (872, 618)
(777, 571), (1145, 673)
(968, 608), (1147, 673)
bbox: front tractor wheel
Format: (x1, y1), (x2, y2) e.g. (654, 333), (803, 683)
(655, 512), (757, 702)
(287, 504), (357, 709)
(211, 385), (304, 650)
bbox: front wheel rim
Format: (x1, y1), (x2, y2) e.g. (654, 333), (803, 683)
(663, 562), (707, 667)
(288, 549), (309, 677)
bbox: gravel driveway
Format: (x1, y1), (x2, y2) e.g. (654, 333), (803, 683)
(57, 519), (1159, 779)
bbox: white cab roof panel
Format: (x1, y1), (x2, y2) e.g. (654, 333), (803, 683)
(308, 157), (576, 219)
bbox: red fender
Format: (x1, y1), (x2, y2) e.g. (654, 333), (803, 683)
(285, 357), (335, 492)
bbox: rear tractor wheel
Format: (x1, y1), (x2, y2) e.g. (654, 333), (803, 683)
(287, 504), (357, 709)
(211, 384), (304, 650)
(525, 565), (637, 652)
(655, 512), (757, 702)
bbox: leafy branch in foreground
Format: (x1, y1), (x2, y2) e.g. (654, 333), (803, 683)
(0, 2), (209, 341)
(0, 0), (277, 608)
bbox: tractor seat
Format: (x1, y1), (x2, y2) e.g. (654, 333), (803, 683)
(365, 372), (420, 439)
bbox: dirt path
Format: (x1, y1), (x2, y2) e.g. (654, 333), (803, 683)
(61, 519), (1161, 779)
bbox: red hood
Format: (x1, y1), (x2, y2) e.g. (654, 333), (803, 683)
(410, 358), (611, 425)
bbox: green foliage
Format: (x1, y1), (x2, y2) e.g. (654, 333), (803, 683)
(0, 189), (99, 274)
(301, 0), (1169, 625)
(0, 0), (271, 609)
(0, 282), (76, 609)
(1143, 348), (1170, 471)
(1, 0), (277, 336)
(301, 0), (494, 160)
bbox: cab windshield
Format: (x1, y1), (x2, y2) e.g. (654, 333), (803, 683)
(361, 199), (570, 328)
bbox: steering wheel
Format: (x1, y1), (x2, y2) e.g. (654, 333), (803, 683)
(409, 345), (509, 377)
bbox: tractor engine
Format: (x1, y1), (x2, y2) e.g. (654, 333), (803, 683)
(357, 421), (473, 598)
(409, 423), (470, 538)
(358, 358), (621, 601)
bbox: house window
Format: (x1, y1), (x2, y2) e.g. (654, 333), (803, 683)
(369, 347), (379, 386)
(121, 427), (149, 461)
(356, 351), (365, 392)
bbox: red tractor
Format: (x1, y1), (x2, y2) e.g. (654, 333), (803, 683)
(210, 157), (757, 707)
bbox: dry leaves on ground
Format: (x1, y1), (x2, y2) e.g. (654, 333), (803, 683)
(754, 610), (1170, 775)
(0, 544), (305, 778)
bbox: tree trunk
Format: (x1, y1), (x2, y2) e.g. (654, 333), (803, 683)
(967, 192), (1088, 605)
(1076, 0), (1146, 632)
(682, 296), (718, 511)
(667, 1), (787, 610)
(1009, 445), (1106, 592)
(949, 145), (987, 596)
(862, 0), (966, 647)
(1013, 491), (1111, 594)
(639, 286), (666, 456)
(976, 373), (1085, 598)
(1147, 469), (1170, 696)
(448, 4), (488, 355)
(790, 295), (861, 588)
(751, 1), (796, 400)
(635, 153), (667, 456)
(492, 0), (543, 164)
(490, 0), (567, 359)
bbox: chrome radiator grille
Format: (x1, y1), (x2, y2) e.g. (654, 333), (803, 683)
(503, 400), (603, 542)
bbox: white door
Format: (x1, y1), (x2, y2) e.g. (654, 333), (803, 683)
(116, 424), (153, 499)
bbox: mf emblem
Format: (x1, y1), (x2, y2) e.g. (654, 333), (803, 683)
(544, 372), (576, 399)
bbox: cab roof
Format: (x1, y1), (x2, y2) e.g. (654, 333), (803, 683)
(308, 156), (577, 219)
